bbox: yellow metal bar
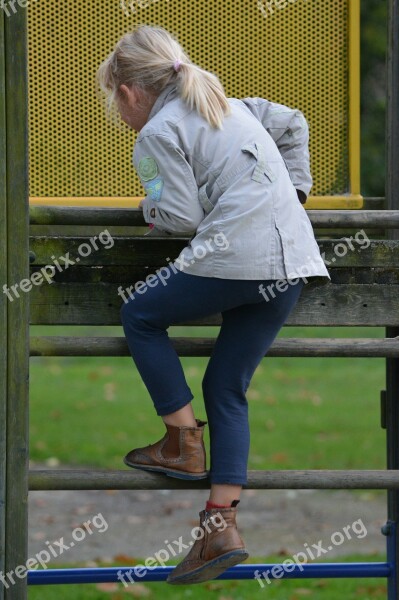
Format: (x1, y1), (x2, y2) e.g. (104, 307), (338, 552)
(348, 0), (361, 197)
(29, 195), (364, 210)
(303, 195), (363, 209)
(29, 197), (142, 207)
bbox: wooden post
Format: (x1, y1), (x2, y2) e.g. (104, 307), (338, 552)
(385, 0), (399, 597)
(0, 11), (7, 600)
(1, 6), (30, 600)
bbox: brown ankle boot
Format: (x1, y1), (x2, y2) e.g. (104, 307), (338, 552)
(166, 504), (249, 584)
(123, 419), (208, 480)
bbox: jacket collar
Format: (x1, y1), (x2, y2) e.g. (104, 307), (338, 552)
(146, 82), (178, 123)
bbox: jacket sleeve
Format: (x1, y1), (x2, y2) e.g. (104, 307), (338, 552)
(133, 133), (204, 234)
(240, 97), (313, 203)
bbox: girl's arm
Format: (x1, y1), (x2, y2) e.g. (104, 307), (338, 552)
(240, 97), (313, 203)
(133, 133), (204, 234)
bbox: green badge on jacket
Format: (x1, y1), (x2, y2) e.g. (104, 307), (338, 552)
(138, 156), (159, 181)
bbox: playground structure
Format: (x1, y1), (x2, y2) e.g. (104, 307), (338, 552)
(1, 0), (399, 598)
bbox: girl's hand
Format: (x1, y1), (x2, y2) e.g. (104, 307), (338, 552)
(138, 198), (145, 209)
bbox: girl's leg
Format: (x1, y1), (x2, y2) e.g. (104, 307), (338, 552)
(120, 265), (304, 481)
(120, 265), (295, 419)
(120, 267), (236, 420)
(161, 404), (197, 427)
(202, 280), (305, 503)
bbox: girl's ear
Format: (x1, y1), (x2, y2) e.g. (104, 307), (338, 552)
(119, 84), (143, 107)
(119, 84), (132, 102)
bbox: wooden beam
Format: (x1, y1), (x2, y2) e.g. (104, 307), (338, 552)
(4, 8), (29, 600)
(28, 237), (399, 268)
(29, 336), (399, 358)
(0, 11), (7, 600)
(28, 469), (399, 491)
(29, 283), (399, 326)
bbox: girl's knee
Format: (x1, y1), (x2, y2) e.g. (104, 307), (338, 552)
(202, 371), (217, 398)
(120, 297), (167, 332)
(120, 298), (146, 327)
(120, 298), (134, 324)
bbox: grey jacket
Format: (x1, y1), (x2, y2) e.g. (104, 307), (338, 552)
(133, 82), (331, 284)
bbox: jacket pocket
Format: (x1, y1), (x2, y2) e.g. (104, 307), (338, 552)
(198, 183), (215, 215)
(241, 142), (277, 183)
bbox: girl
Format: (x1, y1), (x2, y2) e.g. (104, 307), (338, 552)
(97, 25), (330, 585)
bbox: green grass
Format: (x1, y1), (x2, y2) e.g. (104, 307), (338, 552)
(27, 325), (389, 598)
(29, 325), (386, 474)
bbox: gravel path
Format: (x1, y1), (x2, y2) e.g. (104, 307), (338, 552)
(28, 483), (387, 566)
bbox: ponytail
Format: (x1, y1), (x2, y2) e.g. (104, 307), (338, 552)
(176, 62), (231, 129)
(97, 25), (231, 129)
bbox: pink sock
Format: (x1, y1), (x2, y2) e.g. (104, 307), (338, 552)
(205, 499), (239, 511)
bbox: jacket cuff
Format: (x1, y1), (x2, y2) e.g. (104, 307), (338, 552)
(296, 189), (307, 204)
(141, 197), (154, 224)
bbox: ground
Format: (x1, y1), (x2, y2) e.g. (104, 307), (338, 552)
(28, 480), (387, 566)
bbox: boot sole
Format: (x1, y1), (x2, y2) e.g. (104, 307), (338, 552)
(123, 457), (209, 480)
(166, 549), (249, 584)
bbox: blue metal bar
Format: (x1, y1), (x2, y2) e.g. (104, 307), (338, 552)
(27, 562), (391, 585)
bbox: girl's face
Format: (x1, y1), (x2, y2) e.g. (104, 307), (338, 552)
(116, 84), (156, 132)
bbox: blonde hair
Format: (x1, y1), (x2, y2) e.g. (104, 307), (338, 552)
(96, 25), (231, 129)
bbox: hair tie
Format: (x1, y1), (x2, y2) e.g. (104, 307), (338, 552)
(173, 59), (182, 73)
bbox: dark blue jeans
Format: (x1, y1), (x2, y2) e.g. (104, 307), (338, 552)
(120, 266), (305, 486)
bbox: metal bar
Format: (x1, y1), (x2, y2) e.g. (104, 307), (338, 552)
(28, 469), (399, 491)
(386, 1), (399, 241)
(26, 195), (385, 209)
(27, 195), (366, 209)
(29, 336), (399, 358)
(4, 7), (29, 600)
(385, 521), (399, 598)
(386, 0), (399, 595)
(27, 562), (391, 585)
(0, 9), (7, 600)
(348, 0), (361, 196)
(386, 328), (399, 600)
(28, 206), (399, 228)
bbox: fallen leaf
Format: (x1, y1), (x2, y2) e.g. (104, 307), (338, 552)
(113, 554), (140, 566)
(95, 582), (119, 592)
(41, 515), (55, 524)
(205, 582), (224, 591)
(126, 516), (144, 525)
(186, 366), (199, 376)
(33, 498), (48, 507)
(271, 452), (289, 464)
(100, 366), (114, 376)
(35, 441), (47, 450)
(104, 382), (117, 401)
(73, 504), (95, 515)
(123, 583), (151, 596)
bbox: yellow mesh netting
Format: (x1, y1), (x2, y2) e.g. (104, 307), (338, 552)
(27, 0), (350, 198)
